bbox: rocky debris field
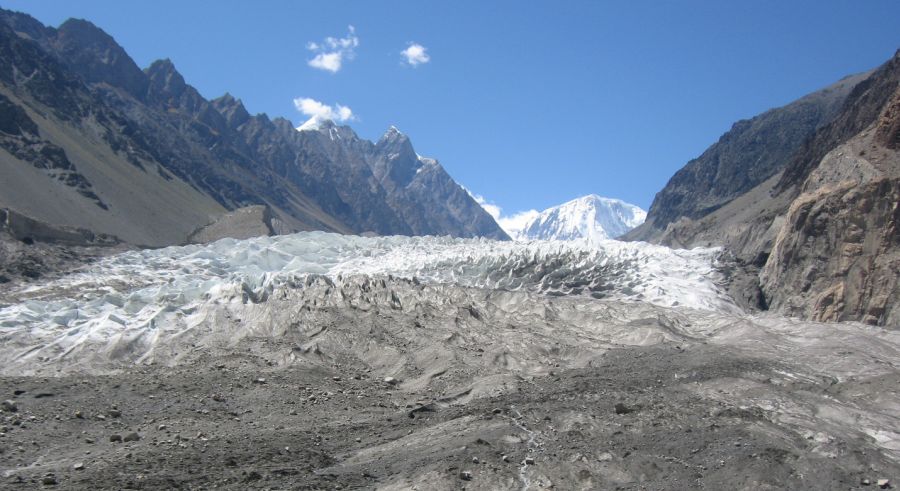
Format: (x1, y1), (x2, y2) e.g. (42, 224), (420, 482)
(0, 232), (125, 293)
(1, 340), (898, 490)
(1, 273), (899, 489)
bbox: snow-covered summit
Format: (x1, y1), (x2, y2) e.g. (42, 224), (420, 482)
(510, 194), (646, 242)
(296, 114), (334, 132)
(296, 115), (360, 141)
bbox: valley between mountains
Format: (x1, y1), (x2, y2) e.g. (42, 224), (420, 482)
(0, 6), (899, 491)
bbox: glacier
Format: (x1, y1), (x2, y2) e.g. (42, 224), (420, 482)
(0, 232), (737, 373)
(2, 231), (900, 469)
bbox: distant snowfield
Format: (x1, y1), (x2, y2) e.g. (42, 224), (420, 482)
(501, 195), (647, 242)
(0, 232), (738, 373)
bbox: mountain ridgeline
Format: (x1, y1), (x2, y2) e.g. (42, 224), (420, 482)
(509, 195), (646, 242)
(625, 50), (900, 326)
(0, 9), (507, 246)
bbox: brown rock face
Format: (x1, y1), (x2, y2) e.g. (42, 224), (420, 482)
(626, 50), (900, 326)
(761, 178), (900, 325)
(875, 88), (900, 150)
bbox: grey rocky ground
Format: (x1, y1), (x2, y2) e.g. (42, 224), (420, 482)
(1, 275), (898, 490)
(0, 232), (126, 294)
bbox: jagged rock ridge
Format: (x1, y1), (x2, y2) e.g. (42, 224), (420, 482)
(0, 9), (507, 245)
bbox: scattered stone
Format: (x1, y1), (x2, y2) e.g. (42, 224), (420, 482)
(459, 471), (473, 481)
(614, 402), (635, 415)
(157, 424), (167, 431)
(492, 408), (502, 414)
(384, 377), (398, 385)
(332, 376), (341, 381)
(74, 411), (83, 419)
(524, 457), (535, 465)
(73, 462), (84, 471)
(501, 455), (510, 463)
(108, 409), (121, 418)
(597, 452), (614, 462)
(878, 479), (891, 489)
(253, 378), (267, 385)
(863, 479), (872, 486)
(109, 434), (123, 443)
(1, 400), (17, 412)
(123, 432), (141, 442)
(472, 457), (480, 464)
(41, 476), (57, 486)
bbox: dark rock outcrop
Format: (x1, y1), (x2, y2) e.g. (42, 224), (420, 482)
(186, 205), (285, 244)
(51, 18), (149, 99)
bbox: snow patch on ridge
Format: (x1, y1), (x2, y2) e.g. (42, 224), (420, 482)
(297, 114), (332, 132)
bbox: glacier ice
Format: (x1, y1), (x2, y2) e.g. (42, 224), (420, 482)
(0, 232), (739, 373)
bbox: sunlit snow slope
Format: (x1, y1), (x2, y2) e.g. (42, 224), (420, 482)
(510, 195), (647, 242)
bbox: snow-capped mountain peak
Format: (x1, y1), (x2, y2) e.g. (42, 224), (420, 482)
(509, 194), (646, 242)
(296, 114), (334, 132)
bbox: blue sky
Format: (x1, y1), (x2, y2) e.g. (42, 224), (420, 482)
(4, 1), (900, 220)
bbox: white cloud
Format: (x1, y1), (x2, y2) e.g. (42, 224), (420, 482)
(293, 97), (355, 122)
(497, 210), (540, 237)
(464, 188), (538, 239)
(401, 43), (430, 66)
(308, 52), (344, 72)
(307, 26), (359, 73)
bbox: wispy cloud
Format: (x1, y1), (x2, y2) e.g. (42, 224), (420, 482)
(401, 43), (430, 66)
(293, 97), (355, 122)
(497, 210), (540, 237)
(465, 188), (538, 238)
(307, 26), (359, 73)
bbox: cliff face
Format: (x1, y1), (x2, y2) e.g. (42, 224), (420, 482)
(761, 80), (900, 326)
(627, 72), (868, 242)
(762, 177), (899, 325)
(627, 50), (900, 326)
(0, 9), (507, 246)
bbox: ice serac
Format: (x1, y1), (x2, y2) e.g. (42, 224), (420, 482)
(512, 195), (646, 242)
(0, 231), (741, 374)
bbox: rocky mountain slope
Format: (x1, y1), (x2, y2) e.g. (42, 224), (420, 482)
(0, 9), (506, 246)
(627, 71), (870, 240)
(509, 195), (646, 242)
(626, 50), (900, 326)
